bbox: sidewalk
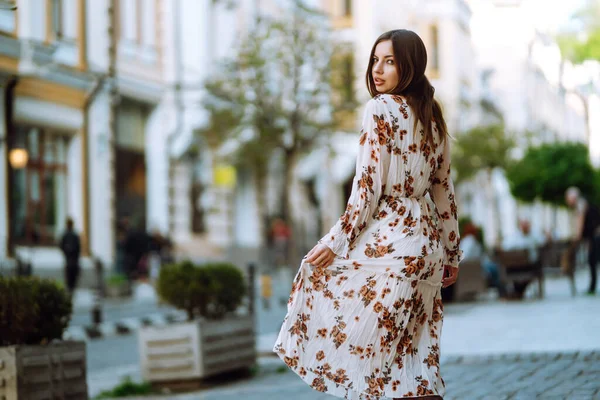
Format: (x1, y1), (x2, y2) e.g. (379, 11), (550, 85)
(258, 268), (600, 357)
(115, 351), (600, 400)
(88, 268), (600, 399)
(65, 283), (186, 341)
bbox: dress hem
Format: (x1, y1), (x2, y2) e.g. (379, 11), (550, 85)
(273, 350), (442, 400)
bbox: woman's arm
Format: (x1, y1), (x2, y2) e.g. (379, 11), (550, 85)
(430, 139), (462, 268)
(318, 98), (392, 259)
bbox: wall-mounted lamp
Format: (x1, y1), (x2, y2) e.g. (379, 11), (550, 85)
(8, 148), (28, 169)
(0, 137), (28, 169)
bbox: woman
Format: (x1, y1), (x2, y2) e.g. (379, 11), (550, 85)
(273, 30), (462, 400)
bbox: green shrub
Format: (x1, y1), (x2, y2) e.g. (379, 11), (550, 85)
(0, 277), (38, 346)
(0, 276), (72, 346)
(28, 279), (72, 345)
(506, 142), (597, 206)
(107, 274), (128, 287)
(157, 261), (247, 320)
(94, 376), (154, 399)
(205, 263), (247, 317)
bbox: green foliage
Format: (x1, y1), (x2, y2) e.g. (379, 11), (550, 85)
(197, 1), (338, 224)
(107, 274), (128, 287)
(458, 217), (485, 245)
(0, 276), (72, 346)
(94, 376), (154, 399)
(557, 0), (600, 62)
(203, 263), (247, 317)
(452, 124), (516, 183)
(157, 261), (247, 321)
(558, 29), (600, 63)
(506, 142), (596, 206)
(197, 2), (334, 167)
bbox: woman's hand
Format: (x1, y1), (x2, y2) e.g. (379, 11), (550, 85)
(442, 265), (459, 288)
(305, 243), (336, 268)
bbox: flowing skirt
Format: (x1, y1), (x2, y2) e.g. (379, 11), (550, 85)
(273, 255), (446, 399)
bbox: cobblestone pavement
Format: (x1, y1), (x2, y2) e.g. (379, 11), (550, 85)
(126, 351), (600, 400)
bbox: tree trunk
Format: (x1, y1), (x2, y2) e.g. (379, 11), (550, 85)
(254, 165), (270, 266)
(282, 149), (300, 268)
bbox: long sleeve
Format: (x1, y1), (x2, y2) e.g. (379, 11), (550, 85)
(319, 99), (391, 259)
(430, 139), (462, 268)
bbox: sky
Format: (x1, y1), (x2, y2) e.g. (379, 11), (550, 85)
(467, 0), (588, 35)
(520, 0), (587, 34)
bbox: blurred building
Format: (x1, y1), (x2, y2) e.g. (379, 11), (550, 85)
(461, 0), (589, 246)
(0, 0), (107, 276)
(0, 0), (231, 280)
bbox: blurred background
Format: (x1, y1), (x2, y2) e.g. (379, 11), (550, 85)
(0, 0), (599, 398)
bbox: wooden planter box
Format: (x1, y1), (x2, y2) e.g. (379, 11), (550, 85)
(139, 315), (256, 383)
(0, 341), (87, 400)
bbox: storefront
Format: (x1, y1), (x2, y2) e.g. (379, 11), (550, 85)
(0, 71), (103, 277)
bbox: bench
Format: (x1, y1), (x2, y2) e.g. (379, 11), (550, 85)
(492, 248), (544, 299)
(441, 259), (487, 302)
(539, 239), (577, 297)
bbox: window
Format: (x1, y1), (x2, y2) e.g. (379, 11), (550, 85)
(430, 24), (440, 73)
(0, 0), (17, 36)
(343, 0), (352, 17)
(51, 0), (63, 40)
(10, 126), (69, 245)
(341, 53), (355, 105)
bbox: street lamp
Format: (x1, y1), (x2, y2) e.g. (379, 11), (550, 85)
(8, 148), (28, 169)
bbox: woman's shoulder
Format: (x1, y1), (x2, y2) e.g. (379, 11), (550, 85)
(365, 94), (409, 113)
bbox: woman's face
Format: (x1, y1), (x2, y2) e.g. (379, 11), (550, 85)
(371, 40), (399, 93)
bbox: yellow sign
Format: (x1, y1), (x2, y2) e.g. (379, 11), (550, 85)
(214, 164), (237, 188)
(261, 274), (272, 298)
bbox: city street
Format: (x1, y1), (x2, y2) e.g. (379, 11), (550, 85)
(81, 267), (600, 398)
(122, 351), (600, 400)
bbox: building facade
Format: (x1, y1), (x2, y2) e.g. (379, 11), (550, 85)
(0, 0), (227, 282)
(463, 0), (589, 246)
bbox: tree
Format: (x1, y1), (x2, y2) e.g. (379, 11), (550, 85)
(557, 0), (600, 63)
(506, 142), (597, 206)
(452, 124), (517, 245)
(452, 124), (516, 184)
(557, 0), (600, 145)
(197, 0), (335, 256)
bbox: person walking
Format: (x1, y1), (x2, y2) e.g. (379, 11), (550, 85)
(60, 217), (81, 299)
(273, 30), (462, 400)
(566, 186), (600, 295)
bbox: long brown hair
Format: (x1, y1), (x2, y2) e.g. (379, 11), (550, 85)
(366, 29), (448, 145)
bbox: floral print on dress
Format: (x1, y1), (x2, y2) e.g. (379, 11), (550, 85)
(274, 94), (463, 399)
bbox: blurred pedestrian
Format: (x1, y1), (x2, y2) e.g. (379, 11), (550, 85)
(566, 186), (600, 295)
(124, 219), (150, 281)
(115, 217), (129, 276)
(60, 217), (81, 298)
(274, 30), (461, 400)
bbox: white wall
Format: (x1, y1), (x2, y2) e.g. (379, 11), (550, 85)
(86, 0), (109, 72)
(87, 89), (113, 264)
(145, 102), (171, 236)
(234, 170), (261, 248)
(67, 134), (83, 238)
(16, 0), (46, 41)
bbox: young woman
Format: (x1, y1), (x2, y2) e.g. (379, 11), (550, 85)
(273, 29), (462, 400)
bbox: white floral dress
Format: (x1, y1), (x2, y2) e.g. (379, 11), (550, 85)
(273, 94), (462, 399)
